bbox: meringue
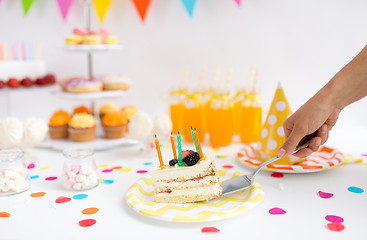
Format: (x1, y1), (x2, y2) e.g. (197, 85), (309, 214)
(0, 118), (23, 148)
(23, 118), (49, 147)
(128, 112), (153, 141)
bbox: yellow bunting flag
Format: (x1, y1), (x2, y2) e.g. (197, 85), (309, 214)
(93, 0), (112, 23)
(256, 82), (303, 165)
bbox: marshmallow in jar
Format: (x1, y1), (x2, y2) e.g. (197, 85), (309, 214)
(0, 149), (30, 195)
(62, 148), (99, 191)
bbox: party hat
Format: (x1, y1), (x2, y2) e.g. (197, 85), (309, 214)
(256, 82), (304, 165)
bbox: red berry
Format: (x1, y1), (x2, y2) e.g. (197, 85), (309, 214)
(35, 77), (46, 86)
(7, 78), (20, 88)
(0, 80), (4, 89)
(21, 78), (33, 87)
(182, 150), (195, 160)
(46, 74), (56, 84)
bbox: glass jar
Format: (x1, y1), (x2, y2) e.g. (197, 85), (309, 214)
(0, 149), (30, 196)
(62, 148), (99, 191)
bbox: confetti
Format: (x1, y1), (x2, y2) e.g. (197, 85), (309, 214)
(30, 175), (39, 180)
(163, 145), (170, 150)
(112, 166), (122, 170)
(102, 179), (114, 184)
(0, 212), (11, 218)
(202, 227), (220, 233)
(73, 194), (88, 200)
(82, 207), (99, 215)
(271, 172), (284, 178)
(120, 168), (131, 172)
(269, 207), (286, 215)
(216, 155), (228, 159)
(143, 162), (153, 166)
(39, 166), (50, 171)
(347, 186), (364, 193)
(45, 176), (58, 181)
(55, 196), (71, 204)
(27, 163), (35, 169)
(222, 165), (233, 169)
(30, 192), (46, 198)
(102, 169), (113, 173)
(327, 223), (345, 232)
(325, 215), (344, 223)
(361, 153), (367, 157)
(213, 148), (221, 152)
(99, 164), (109, 168)
(318, 191), (334, 199)
(79, 219), (96, 227)
(139, 148), (144, 152)
(137, 170), (147, 174)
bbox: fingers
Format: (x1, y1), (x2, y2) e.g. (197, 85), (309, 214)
(319, 124), (329, 145)
(293, 148), (313, 158)
(276, 125), (306, 158)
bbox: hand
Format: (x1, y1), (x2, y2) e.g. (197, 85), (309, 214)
(276, 95), (342, 158)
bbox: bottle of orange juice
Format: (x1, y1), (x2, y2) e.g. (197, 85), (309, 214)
(169, 88), (186, 134)
(182, 91), (205, 142)
(232, 88), (245, 134)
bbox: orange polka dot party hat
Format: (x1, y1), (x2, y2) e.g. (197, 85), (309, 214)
(256, 82), (304, 165)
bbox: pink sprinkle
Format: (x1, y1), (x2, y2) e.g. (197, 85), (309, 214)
(269, 207), (286, 215)
(137, 170), (147, 174)
(318, 191), (334, 199)
(361, 153), (367, 157)
(222, 165), (233, 169)
(27, 163), (35, 169)
(55, 196), (71, 204)
(102, 169), (113, 173)
(271, 172), (284, 178)
(325, 215), (344, 223)
(202, 227), (220, 233)
(45, 176), (58, 181)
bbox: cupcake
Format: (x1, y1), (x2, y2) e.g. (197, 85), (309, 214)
(99, 103), (118, 120)
(49, 110), (71, 139)
(102, 112), (128, 139)
(73, 105), (91, 115)
(68, 113), (96, 142)
(121, 105), (139, 121)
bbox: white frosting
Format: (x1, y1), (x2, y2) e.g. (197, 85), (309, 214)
(0, 61), (46, 80)
(101, 75), (131, 84)
(0, 118), (23, 148)
(127, 112), (153, 141)
(23, 118), (48, 146)
(153, 114), (172, 138)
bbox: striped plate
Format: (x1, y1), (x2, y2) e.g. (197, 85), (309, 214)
(237, 145), (344, 173)
(125, 169), (264, 222)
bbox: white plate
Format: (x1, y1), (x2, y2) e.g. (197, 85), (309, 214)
(125, 169), (264, 222)
(53, 89), (130, 101)
(64, 44), (123, 52)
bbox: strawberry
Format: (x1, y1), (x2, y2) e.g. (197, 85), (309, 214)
(0, 80), (4, 89)
(181, 150), (194, 160)
(21, 78), (33, 87)
(7, 78), (20, 88)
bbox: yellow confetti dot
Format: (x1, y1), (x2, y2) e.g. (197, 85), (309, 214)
(120, 167), (131, 172)
(39, 166), (50, 171)
(98, 164), (109, 168)
(163, 145), (170, 150)
(213, 148), (221, 153)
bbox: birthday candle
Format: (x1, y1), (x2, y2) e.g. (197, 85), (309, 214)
(191, 126), (199, 154)
(194, 129), (204, 159)
(3, 42), (7, 60)
(154, 135), (165, 170)
(177, 132), (184, 166)
(21, 43), (26, 60)
(11, 44), (16, 61)
(0, 43), (3, 61)
(170, 134), (177, 160)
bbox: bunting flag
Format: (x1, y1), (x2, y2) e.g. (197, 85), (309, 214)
(131, 0), (151, 22)
(22, 0), (35, 16)
(181, 0), (197, 17)
(93, 0), (112, 23)
(57, 0), (74, 21)
(234, 0), (241, 7)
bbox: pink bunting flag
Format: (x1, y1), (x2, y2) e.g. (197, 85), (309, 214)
(57, 0), (74, 21)
(234, 0), (241, 7)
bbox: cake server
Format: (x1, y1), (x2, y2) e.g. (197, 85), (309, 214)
(221, 135), (315, 195)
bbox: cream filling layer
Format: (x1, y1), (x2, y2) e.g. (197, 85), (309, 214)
(153, 175), (220, 193)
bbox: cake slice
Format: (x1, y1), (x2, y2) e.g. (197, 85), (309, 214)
(151, 151), (222, 203)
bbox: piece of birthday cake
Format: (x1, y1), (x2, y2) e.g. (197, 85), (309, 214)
(151, 150), (222, 203)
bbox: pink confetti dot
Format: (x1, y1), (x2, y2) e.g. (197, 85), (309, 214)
(222, 165), (233, 169)
(269, 207), (286, 215)
(202, 227), (220, 233)
(79, 219), (96, 227)
(27, 163), (35, 169)
(327, 223), (345, 232)
(137, 170), (147, 174)
(102, 169), (113, 173)
(325, 215), (344, 223)
(318, 191), (334, 199)
(45, 176), (58, 181)
(271, 172), (284, 178)
(55, 196), (71, 204)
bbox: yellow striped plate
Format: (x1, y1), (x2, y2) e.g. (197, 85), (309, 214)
(125, 169), (264, 222)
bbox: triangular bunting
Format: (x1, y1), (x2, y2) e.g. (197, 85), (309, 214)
(22, 0), (35, 16)
(131, 0), (151, 22)
(181, 0), (197, 17)
(93, 0), (112, 23)
(57, 0), (74, 21)
(234, 0), (241, 7)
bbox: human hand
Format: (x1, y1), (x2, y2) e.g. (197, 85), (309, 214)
(276, 96), (341, 158)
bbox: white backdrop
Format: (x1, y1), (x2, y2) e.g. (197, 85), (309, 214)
(0, 0), (366, 131)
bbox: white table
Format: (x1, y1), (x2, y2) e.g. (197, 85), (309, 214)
(0, 126), (366, 240)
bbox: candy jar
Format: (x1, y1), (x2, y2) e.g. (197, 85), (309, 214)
(0, 149), (30, 196)
(62, 148), (99, 191)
